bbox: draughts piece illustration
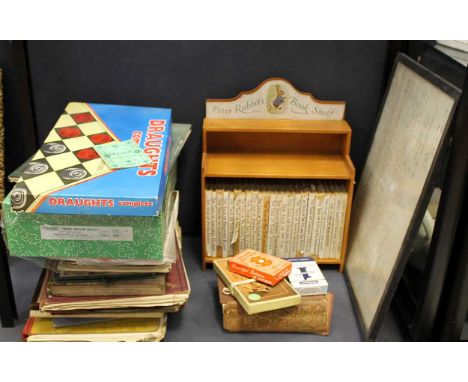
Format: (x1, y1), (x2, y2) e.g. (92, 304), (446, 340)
(10, 103), (119, 212)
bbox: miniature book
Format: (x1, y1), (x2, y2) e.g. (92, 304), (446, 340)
(286, 257), (328, 295)
(22, 316), (167, 342)
(214, 257), (300, 315)
(228, 249), (292, 286)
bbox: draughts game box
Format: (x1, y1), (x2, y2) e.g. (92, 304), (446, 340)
(2, 102), (174, 261)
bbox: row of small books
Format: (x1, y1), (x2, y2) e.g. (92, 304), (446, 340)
(214, 249), (333, 335)
(205, 179), (348, 260)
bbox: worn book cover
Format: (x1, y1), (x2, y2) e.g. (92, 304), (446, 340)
(55, 260), (171, 274)
(39, 235), (190, 311)
(228, 185), (235, 257)
(222, 182), (229, 257)
(311, 182), (325, 259)
(277, 184), (289, 257)
(47, 272), (166, 297)
(210, 184), (217, 257)
(255, 184), (264, 251)
(228, 249), (292, 286)
(216, 183), (223, 257)
(335, 183), (347, 259)
(218, 278), (333, 335)
(237, 185), (246, 253)
(245, 186), (252, 252)
(260, 183), (270, 253)
(214, 257), (300, 315)
(22, 316), (167, 342)
(266, 186), (277, 256)
(323, 182), (335, 259)
(205, 185), (212, 257)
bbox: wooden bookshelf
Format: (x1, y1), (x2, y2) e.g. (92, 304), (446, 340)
(201, 78), (355, 271)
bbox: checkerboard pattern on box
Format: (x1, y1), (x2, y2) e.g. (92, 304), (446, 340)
(10, 103), (120, 212)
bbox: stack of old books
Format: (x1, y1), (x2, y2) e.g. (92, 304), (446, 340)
(2, 102), (191, 341)
(214, 250), (333, 335)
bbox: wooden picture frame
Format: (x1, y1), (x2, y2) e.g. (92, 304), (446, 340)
(345, 53), (461, 340)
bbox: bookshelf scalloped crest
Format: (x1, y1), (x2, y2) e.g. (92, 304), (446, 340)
(206, 77), (346, 120)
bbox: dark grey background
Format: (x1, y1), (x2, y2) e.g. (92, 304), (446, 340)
(1, 41), (390, 234)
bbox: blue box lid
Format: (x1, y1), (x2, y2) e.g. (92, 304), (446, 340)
(8, 102), (172, 216)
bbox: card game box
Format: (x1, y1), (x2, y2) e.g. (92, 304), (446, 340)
(286, 257), (328, 295)
(228, 249), (292, 286)
(2, 102), (174, 261)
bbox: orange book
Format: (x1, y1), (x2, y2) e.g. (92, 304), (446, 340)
(228, 249), (292, 286)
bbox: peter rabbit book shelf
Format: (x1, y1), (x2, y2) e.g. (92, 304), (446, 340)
(201, 78), (355, 271)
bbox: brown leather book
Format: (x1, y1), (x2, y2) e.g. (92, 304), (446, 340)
(217, 278), (333, 335)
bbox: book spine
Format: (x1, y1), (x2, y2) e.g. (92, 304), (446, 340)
(205, 188), (212, 257)
(250, 187), (257, 249)
(245, 190), (252, 250)
(228, 190), (235, 257)
(328, 186), (338, 259)
(274, 190), (281, 257)
(223, 188), (229, 258)
(330, 183), (340, 259)
(304, 186), (316, 257)
(297, 188), (309, 256)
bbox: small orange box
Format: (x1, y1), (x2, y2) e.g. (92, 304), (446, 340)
(228, 249), (292, 286)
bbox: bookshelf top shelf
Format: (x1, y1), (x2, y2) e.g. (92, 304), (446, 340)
(204, 118), (351, 134)
(203, 152), (355, 179)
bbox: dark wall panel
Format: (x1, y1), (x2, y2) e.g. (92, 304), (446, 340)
(26, 41), (389, 234)
(0, 41), (37, 184)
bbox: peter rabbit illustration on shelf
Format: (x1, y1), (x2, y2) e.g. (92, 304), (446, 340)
(267, 84), (287, 114)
